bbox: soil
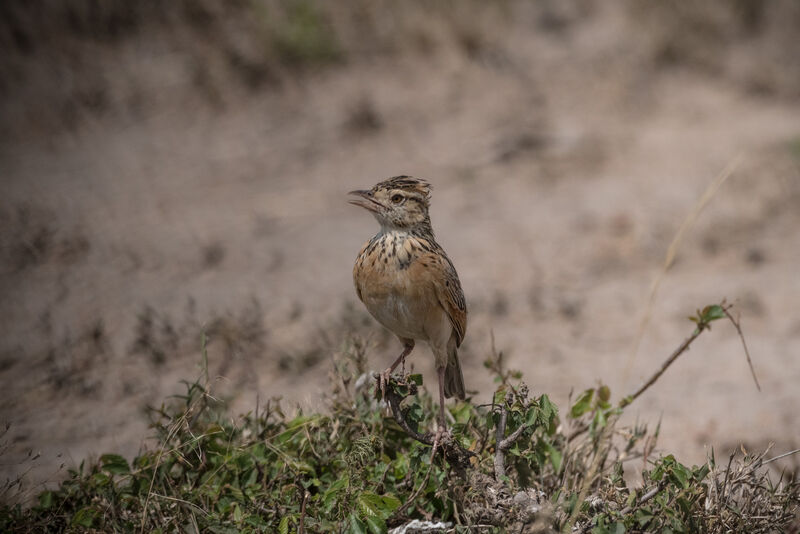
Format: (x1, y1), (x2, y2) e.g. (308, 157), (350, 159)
(1, 1), (799, 498)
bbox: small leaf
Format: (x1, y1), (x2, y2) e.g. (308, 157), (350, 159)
(71, 507), (99, 528)
(278, 515), (289, 534)
(597, 384), (611, 403)
(37, 491), (53, 510)
(348, 513), (368, 534)
(700, 304), (726, 323)
(100, 453), (130, 475)
(357, 492), (400, 520)
(408, 373), (423, 385)
(365, 515), (387, 534)
(570, 389), (594, 418)
(546, 442), (563, 472)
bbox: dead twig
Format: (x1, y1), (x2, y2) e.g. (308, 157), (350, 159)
(762, 448), (800, 466)
(619, 480), (667, 515)
(623, 326), (705, 407)
(623, 302), (731, 407)
(298, 489), (309, 534)
(721, 305), (761, 392)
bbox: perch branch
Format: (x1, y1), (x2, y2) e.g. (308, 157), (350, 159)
(380, 374), (474, 470)
(380, 375), (433, 446)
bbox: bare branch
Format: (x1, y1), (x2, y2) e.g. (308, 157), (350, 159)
(619, 481), (667, 515)
(762, 447), (800, 466)
(493, 397), (535, 480)
(493, 406), (508, 479)
(721, 305), (761, 392)
(298, 490), (309, 534)
(623, 327), (704, 407)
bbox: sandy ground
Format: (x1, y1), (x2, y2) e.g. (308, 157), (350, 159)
(1, 2), (799, 499)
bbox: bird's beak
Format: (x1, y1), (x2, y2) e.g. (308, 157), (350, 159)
(348, 190), (382, 213)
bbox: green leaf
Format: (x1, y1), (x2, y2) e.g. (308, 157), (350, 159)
(546, 442), (563, 472)
(671, 461), (691, 488)
(100, 453), (130, 475)
(700, 304), (725, 323)
(525, 406), (540, 427)
(348, 513), (368, 534)
(408, 373), (423, 385)
(323, 477), (348, 512)
(278, 515), (289, 534)
(357, 492), (400, 520)
(570, 389), (594, 418)
(693, 463), (710, 481)
(71, 507), (99, 527)
(365, 515), (387, 534)
(591, 409), (607, 435)
(37, 491), (53, 510)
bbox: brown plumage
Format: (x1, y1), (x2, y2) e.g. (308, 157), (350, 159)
(349, 176), (467, 428)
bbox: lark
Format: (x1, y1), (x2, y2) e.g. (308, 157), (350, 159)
(349, 176), (467, 429)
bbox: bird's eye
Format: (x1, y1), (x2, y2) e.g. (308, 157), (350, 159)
(391, 194), (404, 204)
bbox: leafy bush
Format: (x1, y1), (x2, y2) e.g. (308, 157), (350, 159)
(1, 307), (798, 533)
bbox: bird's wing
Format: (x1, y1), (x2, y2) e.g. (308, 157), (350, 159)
(422, 252), (467, 347)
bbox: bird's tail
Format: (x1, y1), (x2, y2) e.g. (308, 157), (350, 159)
(443, 345), (465, 400)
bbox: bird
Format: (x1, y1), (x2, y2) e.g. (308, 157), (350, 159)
(349, 176), (467, 430)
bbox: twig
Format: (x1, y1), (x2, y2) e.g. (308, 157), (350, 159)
(721, 306), (761, 392)
(394, 433), (441, 517)
(381, 377), (433, 446)
(762, 448), (800, 466)
(298, 490), (309, 534)
(149, 493), (209, 516)
(623, 325), (705, 407)
(619, 481), (667, 515)
(493, 407), (508, 479)
(493, 405), (530, 480)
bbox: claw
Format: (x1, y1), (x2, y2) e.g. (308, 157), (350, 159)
(376, 368), (392, 400)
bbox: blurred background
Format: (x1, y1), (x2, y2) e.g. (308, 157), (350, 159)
(2, 0), (799, 495)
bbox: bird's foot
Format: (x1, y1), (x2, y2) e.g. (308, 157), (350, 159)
(376, 368), (393, 400)
(434, 418), (452, 443)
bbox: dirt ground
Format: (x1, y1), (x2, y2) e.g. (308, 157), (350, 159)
(1, 2), (799, 499)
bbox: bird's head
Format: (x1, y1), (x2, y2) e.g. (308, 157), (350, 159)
(348, 176), (432, 231)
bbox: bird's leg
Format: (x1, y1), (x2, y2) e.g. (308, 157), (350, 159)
(379, 340), (415, 399)
(436, 366), (448, 439)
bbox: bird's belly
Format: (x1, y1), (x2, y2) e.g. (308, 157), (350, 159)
(363, 291), (431, 340)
